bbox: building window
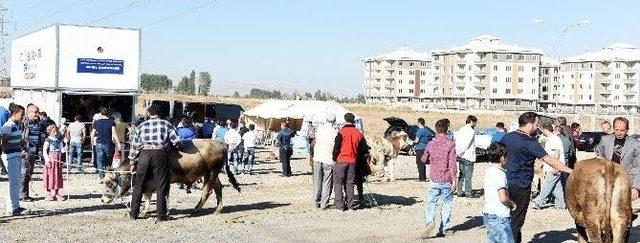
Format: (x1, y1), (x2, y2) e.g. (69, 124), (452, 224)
(516, 100), (521, 105)
(421, 62), (426, 66)
(518, 66), (524, 72)
(435, 77), (439, 81)
(410, 62), (414, 66)
(506, 54), (512, 60)
(616, 62), (621, 68)
(491, 100), (495, 105)
(518, 77), (524, 83)
(493, 65), (498, 71)
(506, 89), (511, 94)
(398, 89), (402, 93)
(502, 100), (509, 106)
(409, 80), (414, 84)
(409, 71), (414, 75)
(532, 67), (536, 72)
(399, 80), (403, 84)
(532, 89), (536, 94)
(434, 56), (439, 60)
(517, 89), (523, 94)
(581, 63), (585, 68)
(420, 89), (425, 93)
(589, 63), (593, 69)
(435, 66), (439, 70)
(532, 78), (536, 83)
(409, 89), (414, 93)
(518, 55), (524, 61)
(399, 62), (403, 66)
(493, 54), (498, 60)
(421, 80), (425, 84)
(492, 88), (497, 94)
(615, 84), (620, 89)
(399, 71), (403, 75)
(421, 71), (426, 76)
(532, 55), (537, 61)
(493, 77), (497, 82)
(506, 66), (511, 71)
(615, 74), (621, 79)
(506, 77), (512, 83)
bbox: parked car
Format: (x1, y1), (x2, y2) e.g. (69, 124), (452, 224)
(383, 117), (434, 156)
(576, 131), (606, 152)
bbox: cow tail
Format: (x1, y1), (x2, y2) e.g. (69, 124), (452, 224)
(602, 162), (615, 241)
(224, 148), (241, 192)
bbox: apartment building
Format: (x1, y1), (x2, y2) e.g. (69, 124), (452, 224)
(558, 43), (640, 115)
(430, 35), (542, 110)
(538, 57), (561, 112)
(362, 47), (433, 103)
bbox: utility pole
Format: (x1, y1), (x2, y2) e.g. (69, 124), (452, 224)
(0, 2), (8, 79)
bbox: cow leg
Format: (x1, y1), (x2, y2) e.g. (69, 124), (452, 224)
(195, 174), (213, 211)
(611, 170), (632, 243)
(140, 193), (152, 218)
(576, 223), (589, 243)
(213, 176), (224, 214)
(584, 221), (603, 243)
(388, 159), (395, 182)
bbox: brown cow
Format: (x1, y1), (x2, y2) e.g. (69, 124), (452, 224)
(566, 158), (632, 243)
(368, 131), (411, 182)
(101, 139), (240, 216)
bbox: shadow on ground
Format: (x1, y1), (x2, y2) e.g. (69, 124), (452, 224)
(450, 215), (484, 232)
(368, 193), (419, 206)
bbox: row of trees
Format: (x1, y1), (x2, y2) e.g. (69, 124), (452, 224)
(241, 88), (365, 104)
(140, 70), (212, 96)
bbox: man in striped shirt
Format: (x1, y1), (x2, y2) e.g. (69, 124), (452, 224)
(21, 104), (42, 202)
(128, 105), (182, 222)
(2, 103), (26, 215)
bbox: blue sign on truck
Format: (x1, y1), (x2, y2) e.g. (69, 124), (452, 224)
(77, 58), (124, 74)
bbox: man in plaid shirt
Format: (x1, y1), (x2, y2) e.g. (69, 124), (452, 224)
(128, 105), (182, 222)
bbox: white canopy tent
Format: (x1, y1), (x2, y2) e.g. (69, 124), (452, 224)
(243, 100), (363, 133)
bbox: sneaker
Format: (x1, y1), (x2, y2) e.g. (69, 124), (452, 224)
(11, 207), (26, 216)
(45, 195), (55, 201)
(21, 196), (35, 202)
(421, 223), (436, 239)
(532, 202), (543, 210)
(55, 195), (66, 201)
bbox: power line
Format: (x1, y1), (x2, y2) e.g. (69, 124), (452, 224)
(86, 0), (148, 25)
(139, 0), (216, 29)
(20, 0), (96, 34)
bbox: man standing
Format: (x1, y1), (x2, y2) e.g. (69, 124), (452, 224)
(213, 120), (229, 142)
(0, 104), (9, 175)
(92, 108), (121, 181)
(455, 115), (477, 197)
(485, 122), (507, 143)
(414, 118), (434, 182)
(129, 105), (182, 222)
(332, 113), (367, 211)
(115, 116), (129, 148)
(595, 117), (640, 203)
(601, 121), (613, 135)
(532, 123), (566, 210)
(224, 122), (242, 175)
(276, 122), (294, 177)
(21, 104), (42, 202)
(241, 124), (257, 174)
(313, 114), (337, 209)
(201, 117), (214, 139)
(67, 115), (86, 172)
(306, 120), (317, 172)
(2, 104), (26, 215)
(500, 112), (573, 243)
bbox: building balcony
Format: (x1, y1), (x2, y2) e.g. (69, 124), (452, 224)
(624, 68), (637, 74)
(454, 71), (466, 77)
(600, 67), (612, 73)
(383, 83), (395, 89)
(600, 89), (612, 95)
(598, 100), (612, 105)
(454, 81), (466, 87)
(473, 81), (487, 87)
(600, 79), (613, 85)
(455, 59), (467, 65)
(623, 79), (637, 85)
(623, 90), (636, 96)
(385, 76), (395, 81)
(474, 70), (488, 76)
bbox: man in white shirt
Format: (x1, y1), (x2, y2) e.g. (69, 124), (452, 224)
(241, 124), (257, 174)
(67, 115), (86, 172)
(224, 122), (242, 175)
(455, 115), (477, 197)
(313, 114), (338, 209)
(532, 122), (566, 210)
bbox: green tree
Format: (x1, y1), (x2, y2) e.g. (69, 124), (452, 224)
(233, 91), (240, 98)
(198, 71), (212, 96)
(313, 90), (322, 100)
(174, 76), (195, 95)
(140, 73), (172, 93)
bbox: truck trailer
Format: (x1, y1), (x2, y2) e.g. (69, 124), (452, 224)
(10, 24), (140, 123)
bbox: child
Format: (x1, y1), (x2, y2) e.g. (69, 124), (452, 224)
(420, 119), (457, 238)
(43, 124), (66, 201)
(483, 143), (516, 243)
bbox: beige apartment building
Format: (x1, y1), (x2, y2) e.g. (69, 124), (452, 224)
(538, 57), (560, 112)
(557, 43), (640, 115)
(362, 47), (434, 103)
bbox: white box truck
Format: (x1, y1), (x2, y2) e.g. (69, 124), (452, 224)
(10, 24), (140, 123)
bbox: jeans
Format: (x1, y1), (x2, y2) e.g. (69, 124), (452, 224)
(533, 171), (565, 208)
(230, 146), (243, 174)
(95, 143), (114, 179)
(21, 153), (37, 198)
(509, 186), (531, 243)
(242, 147), (255, 173)
(3, 153), (21, 214)
(457, 158), (474, 197)
(68, 142), (83, 169)
(415, 149), (427, 181)
(313, 161), (333, 208)
(425, 182), (454, 233)
(333, 162), (355, 210)
(484, 213), (515, 243)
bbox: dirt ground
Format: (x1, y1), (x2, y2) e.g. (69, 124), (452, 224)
(1, 148), (638, 242)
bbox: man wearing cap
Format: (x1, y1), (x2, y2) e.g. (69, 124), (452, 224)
(313, 113), (338, 209)
(129, 105), (182, 222)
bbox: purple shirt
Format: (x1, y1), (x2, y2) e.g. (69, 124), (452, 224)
(421, 135), (457, 183)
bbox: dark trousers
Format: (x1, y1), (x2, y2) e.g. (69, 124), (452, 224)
(415, 149), (426, 181)
(333, 162), (355, 210)
(279, 147), (292, 176)
(21, 154), (37, 198)
(457, 158), (474, 196)
(130, 149), (171, 218)
(509, 186), (532, 243)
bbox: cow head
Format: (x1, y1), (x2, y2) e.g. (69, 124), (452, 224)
(100, 162), (133, 204)
(388, 131), (411, 151)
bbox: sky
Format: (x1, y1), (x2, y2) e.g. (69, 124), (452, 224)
(3, 0), (640, 96)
